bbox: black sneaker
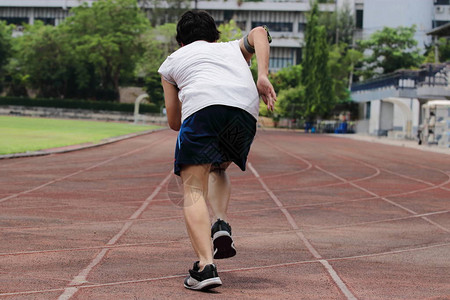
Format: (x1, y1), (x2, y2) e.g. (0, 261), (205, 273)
(211, 219), (236, 259)
(184, 261), (222, 291)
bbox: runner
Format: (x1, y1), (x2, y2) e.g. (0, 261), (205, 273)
(158, 10), (276, 291)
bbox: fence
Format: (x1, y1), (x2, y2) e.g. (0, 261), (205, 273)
(351, 63), (449, 92)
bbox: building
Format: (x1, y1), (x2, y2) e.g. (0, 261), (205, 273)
(0, 0), (364, 71)
(2, 0), (450, 146)
(351, 1), (450, 148)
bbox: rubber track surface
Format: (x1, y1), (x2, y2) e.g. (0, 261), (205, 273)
(1, 129), (449, 299)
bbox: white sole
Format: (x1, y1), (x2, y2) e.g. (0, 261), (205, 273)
(184, 277), (223, 290)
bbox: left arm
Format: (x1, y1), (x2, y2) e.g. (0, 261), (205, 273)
(239, 27), (277, 111)
(161, 77), (181, 131)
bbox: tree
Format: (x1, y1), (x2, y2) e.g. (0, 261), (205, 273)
(319, 2), (356, 45)
(328, 43), (362, 104)
(424, 37), (450, 63)
(12, 22), (74, 98)
(64, 0), (150, 101)
(0, 21), (13, 93)
(218, 20), (243, 42)
(301, 1), (334, 120)
(357, 26), (424, 79)
(138, 23), (178, 106)
(265, 64), (303, 118)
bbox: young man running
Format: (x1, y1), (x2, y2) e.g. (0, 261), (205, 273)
(158, 10), (276, 291)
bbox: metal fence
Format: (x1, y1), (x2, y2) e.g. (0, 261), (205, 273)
(351, 63), (449, 92)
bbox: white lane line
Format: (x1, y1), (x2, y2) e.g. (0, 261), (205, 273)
(248, 163), (357, 300)
(57, 172), (172, 300)
(316, 165), (450, 233)
(2, 210), (448, 258)
(4, 241), (449, 298)
(0, 140), (163, 204)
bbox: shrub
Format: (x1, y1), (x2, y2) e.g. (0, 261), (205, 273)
(0, 96), (160, 114)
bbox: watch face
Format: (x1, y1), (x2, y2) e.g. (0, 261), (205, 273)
(262, 25), (272, 43)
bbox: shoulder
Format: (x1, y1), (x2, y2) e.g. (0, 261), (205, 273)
(215, 40), (240, 50)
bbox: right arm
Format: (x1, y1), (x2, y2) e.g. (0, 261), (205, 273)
(161, 77), (181, 131)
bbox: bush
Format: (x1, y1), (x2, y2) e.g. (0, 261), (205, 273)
(0, 96), (160, 114)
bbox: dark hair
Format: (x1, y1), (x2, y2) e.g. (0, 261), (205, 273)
(176, 10), (220, 46)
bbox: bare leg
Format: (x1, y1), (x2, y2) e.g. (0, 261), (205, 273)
(208, 162), (231, 222)
(180, 164), (213, 271)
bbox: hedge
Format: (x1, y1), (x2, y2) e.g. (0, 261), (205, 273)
(0, 96), (161, 114)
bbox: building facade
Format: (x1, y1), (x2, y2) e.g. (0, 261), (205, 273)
(350, 1), (450, 146)
(0, 0), (364, 71)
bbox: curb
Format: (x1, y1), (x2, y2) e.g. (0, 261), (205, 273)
(1, 127), (168, 160)
(330, 134), (450, 155)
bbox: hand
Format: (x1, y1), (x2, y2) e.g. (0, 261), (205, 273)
(257, 75), (277, 111)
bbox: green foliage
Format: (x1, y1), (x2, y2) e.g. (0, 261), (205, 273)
(0, 96), (160, 113)
(3, 58), (29, 97)
(319, 3), (355, 45)
(274, 85), (305, 119)
(264, 1), (359, 122)
(301, 1), (334, 120)
(424, 37), (450, 63)
(218, 20), (243, 42)
(2, 0), (151, 101)
(12, 22), (74, 98)
(0, 21), (13, 92)
(0, 116), (159, 155)
(357, 26), (424, 79)
(260, 64), (303, 118)
(64, 0), (150, 100)
(328, 44), (362, 104)
(138, 23), (178, 106)
(271, 64), (302, 94)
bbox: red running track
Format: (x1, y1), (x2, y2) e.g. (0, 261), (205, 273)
(0, 129), (449, 299)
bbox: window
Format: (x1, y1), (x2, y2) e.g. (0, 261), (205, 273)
(433, 20), (450, 28)
(356, 10), (363, 29)
(0, 17), (29, 25)
(365, 102), (371, 119)
(298, 22), (307, 32)
(252, 22), (293, 32)
(36, 18), (55, 26)
(296, 48), (302, 64)
(224, 10), (234, 22)
(270, 57), (293, 70)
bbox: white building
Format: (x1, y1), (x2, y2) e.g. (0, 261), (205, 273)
(0, 0), (364, 71)
(363, 0), (434, 49)
(2, 0), (450, 146)
(351, 1), (450, 148)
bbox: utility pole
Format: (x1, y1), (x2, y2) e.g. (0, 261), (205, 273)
(434, 35), (439, 63)
(335, 0), (339, 44)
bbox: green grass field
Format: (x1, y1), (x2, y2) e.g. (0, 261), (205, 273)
(0, 116), (162, 155)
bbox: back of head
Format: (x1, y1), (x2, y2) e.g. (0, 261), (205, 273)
(176, 10), (220, 46)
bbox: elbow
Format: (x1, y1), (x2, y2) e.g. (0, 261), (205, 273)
(250, 26), (267, 38)
(253, 26), (267, 34)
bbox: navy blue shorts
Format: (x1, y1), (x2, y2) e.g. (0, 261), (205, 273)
(174, 105), (257, 176)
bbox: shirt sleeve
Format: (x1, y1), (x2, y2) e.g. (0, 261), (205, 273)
(229, 39), (251, 67)
(158, 57), (177, 85)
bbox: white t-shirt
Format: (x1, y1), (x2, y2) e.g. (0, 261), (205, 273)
(158, 40), (260, 123)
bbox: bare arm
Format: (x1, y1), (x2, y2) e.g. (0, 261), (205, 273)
(239, 26), (277, 111)
(161, 77), (181, 131)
